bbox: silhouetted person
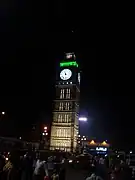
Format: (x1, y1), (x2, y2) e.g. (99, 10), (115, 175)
(6, 153), (19, 180)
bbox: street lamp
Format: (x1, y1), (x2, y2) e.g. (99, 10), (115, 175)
(79, 117), (87, 122)
(81, 136), (87, 147)
(1, 112), (5, 115)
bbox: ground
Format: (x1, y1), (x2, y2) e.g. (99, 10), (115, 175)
(66, 166), (89, 180)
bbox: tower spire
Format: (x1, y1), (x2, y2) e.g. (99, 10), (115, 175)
(65, 52), (76, 60)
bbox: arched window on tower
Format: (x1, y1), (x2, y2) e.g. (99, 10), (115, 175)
(60, 89), (63, 99)
(59, 129), (61, 137)
(63, 129), (66, 137)
(58, 114), (60, 122)
(66, 89), (71, 99)
(59, 103), (63, 110)
(60, 114), (63, 122)
(65, 129), (67, 137)
(59, 103), (61, 110)
(68, 89), (71, 99)
(64, 114), (66, 122)
(66, 114), (69, 123)
(65, 102), (67, 110)
(62, 89), (64, 98)
(67, 102), (70, 110)
(61, 103), (63, 110)
(56, 130), (59, 137)
(60, 89), (65, 99)
(66, 89), (68, 99)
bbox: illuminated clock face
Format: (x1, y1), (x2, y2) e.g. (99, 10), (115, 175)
(60, 69), (72, 80)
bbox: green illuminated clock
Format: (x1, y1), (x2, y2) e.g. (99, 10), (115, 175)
(60, 61), (78, 68)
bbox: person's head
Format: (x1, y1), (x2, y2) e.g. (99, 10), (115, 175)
(20, 156), (23, 160)
(99, 157), (104, 164)
(53, 168), (57, 174)
(91, 165), (96, 174)
(40, 155), (45, 162)
(120, 160), (124, 164)
(36, 153), (40, 160)
(115, 165), (120, 172)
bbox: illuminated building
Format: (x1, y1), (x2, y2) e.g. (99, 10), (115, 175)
(81, 139), (110, 155)
(50, 53), (80, 152)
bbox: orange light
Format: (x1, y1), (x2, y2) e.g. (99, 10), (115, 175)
(101, 141), (109, 147)
(102, 141), (107, 145)
(90, 140), (95, 144)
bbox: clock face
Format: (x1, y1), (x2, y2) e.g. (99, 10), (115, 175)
(60, 69), (72, 80)
(78, 73), (80, 84)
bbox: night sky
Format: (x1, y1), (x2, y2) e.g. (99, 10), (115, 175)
(0, 3), (134, 150)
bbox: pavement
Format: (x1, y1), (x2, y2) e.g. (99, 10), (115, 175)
(66, 166), (89, 180)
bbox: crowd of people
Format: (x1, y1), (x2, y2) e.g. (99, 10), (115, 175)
(85, 156), (135, 180)
(0, 151), (66, 180)
(0, 150), (135, 180)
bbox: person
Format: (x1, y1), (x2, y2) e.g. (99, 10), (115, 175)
(86, 173), (103, 180)
(110, 165), (122, 180)
(86, 165), (103, 180)
(3, 155), (13, 179)
(6, 154), (19, 180)
(7, 166), (19, 180)
(51, 169), (59, 180)
(59, 157), (66, 180)
(21, 154), (33, 180)
(0, 155), (5, 180)
(47, 156), (54, 178)
(33, 156), (48, 180)
(96, 157), (108, 180)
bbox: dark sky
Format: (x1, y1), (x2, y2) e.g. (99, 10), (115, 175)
(0, 3), (134, 150)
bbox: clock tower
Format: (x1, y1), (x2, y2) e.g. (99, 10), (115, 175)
(50, 52), (80, 152)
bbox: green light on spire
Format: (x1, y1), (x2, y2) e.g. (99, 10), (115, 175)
(60, 61), (78, 67)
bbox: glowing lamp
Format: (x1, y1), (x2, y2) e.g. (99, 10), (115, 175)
(79, 117), (87, 122)
(102, 141), (107, 145)
(101, 141), (109, 147)
(90, 140), (95, 145)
